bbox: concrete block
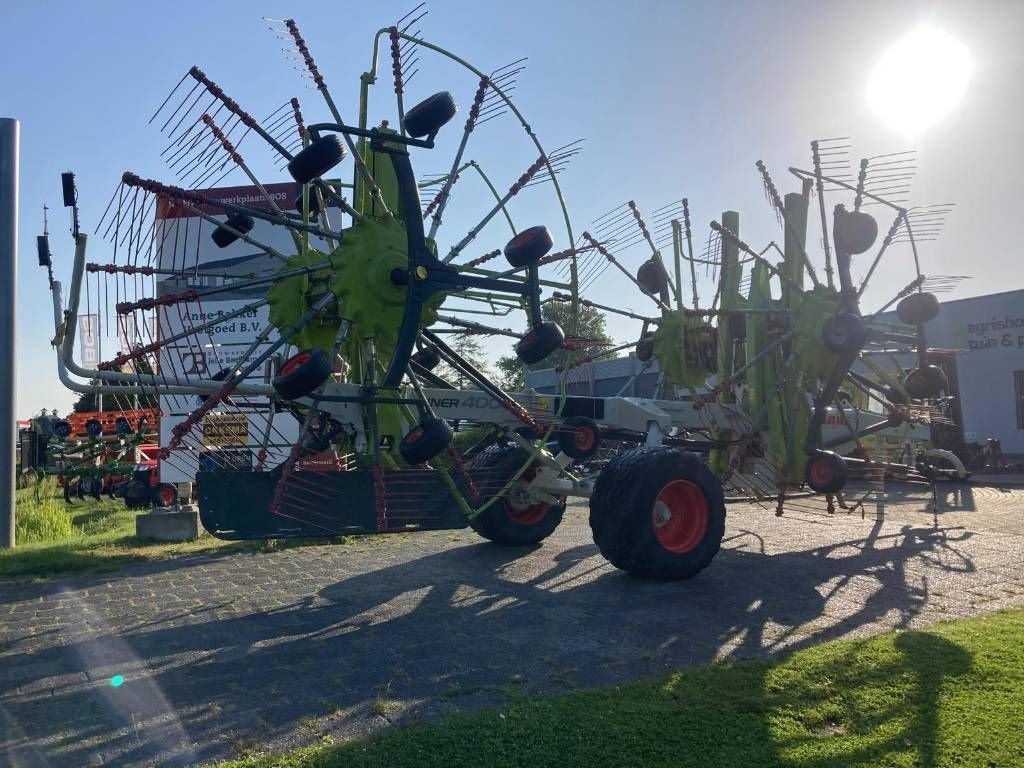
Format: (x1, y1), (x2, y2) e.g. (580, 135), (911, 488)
(136, 509), (201, 542)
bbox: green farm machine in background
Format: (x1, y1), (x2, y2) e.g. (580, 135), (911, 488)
(39, 9), (965, 580)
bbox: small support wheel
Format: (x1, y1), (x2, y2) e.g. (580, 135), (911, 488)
(123, 481), (150, 509)
(903, 364), (947, 399)
(468, 445), (565, 545)
(503, 226), (553, 268)
(402, 91), (458, 138)
(884, 386), (908, 405)
(85, 418), (103, 438)
(152, 482), (178, 508)
(399, 418), (453, 465)
(590, 446), (726, 580)
(557, 416), (601, 460)
(635, 332), (655, 362)
(287, 135), (346, 185)
(410, 348), (441, 371)
(211, 213), (256, 248)
(293, 189), (321, 216)
(636, 258), (669, 296)
(115, 416), (132, 436)
(833, 209), (878, 255)
(821, 312), (866, 354)
(515, 322), (564, 365)
(53, 420), (71, 439)
(804, 450), (848, 494)
(273, 349), (332, 400)
(897, 291), (940, 325)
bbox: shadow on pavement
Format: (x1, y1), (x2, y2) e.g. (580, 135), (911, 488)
(0, 508), (979, 767)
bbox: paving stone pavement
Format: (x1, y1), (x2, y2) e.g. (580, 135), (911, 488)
(1, 482), (1023, 767)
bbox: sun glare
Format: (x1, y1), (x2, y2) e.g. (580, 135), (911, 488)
(867, 26), (973, 137)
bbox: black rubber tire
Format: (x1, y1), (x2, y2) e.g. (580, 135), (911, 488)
(884, 386), (908, 405)
(63, 480), (74, 504)
(287, 135), (346, 185)
(410, 348), (441, 371)
(293, 188), (322, 216)
(903, 364), (947, 399)
(399, 418), (453, 465)
(53, 420), (71, 439)
(211, 213), (256, 248)
(403, 91), (458, 138)
(515, 322), (564, 365)
(469, 445), (565, 545)
(635, 333), (655, 362)
(821, 312), (867, 354)
(123, 481), (150, 509)
(152, 482), (178, 508)
(804, 450), (848, 494)
(833, 209), (878, 255)
(636, 258), (668, 296)
(89, 478), (102, 501)
(590, 446), (725, 580)
(273, 349), (332, 400)
(897, 292), (940, 325)
(85, 418), (103, 439)
(504, 226), (553, 268)
(115, 416), (132, 436)
(557, 416), (601, 460)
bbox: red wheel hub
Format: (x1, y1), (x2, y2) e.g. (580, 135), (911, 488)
(503, 468), (549, 525)
(574, 427), (595, 452)
(651, 479), (708, 554)
(809, 459), (833, 486)
(280, 352), (311, 376)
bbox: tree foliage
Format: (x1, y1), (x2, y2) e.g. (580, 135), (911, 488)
(72, 351), (159, 413)
(438, 334), (491, 389)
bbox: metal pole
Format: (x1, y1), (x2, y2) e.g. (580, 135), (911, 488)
(1, 118), (19, 549)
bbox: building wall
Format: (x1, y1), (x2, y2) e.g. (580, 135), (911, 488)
(526, 355), (660, 398)
(878, 289), (1024, 454)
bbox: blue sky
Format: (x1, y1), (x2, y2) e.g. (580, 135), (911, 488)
(4, 0), (1022, 418)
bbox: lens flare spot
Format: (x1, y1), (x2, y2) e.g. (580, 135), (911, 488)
(110, 674), (124, 688)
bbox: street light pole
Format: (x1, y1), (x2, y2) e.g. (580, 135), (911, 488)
(1, 117), (19, 549)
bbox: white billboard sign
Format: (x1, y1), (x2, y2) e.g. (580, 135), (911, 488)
(78, 314), (99, 369)
(153, 182), (340, 483)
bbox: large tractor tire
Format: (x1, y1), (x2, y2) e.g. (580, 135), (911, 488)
(589, 446), (725, 580)
(468, 445), (565, 546)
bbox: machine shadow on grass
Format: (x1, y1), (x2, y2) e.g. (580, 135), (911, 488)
(0, 513), (978, 767)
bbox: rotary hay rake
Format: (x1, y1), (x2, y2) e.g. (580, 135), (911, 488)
(546, 137), (968, 522)
(45, 10), (594, 543)
(40, 12), (966, 580)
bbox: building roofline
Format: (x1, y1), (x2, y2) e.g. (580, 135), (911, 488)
(931, 287), (1024, 307)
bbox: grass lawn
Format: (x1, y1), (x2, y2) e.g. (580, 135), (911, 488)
(1, 477), (266, 579)
(220, 608), (1024, 768)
